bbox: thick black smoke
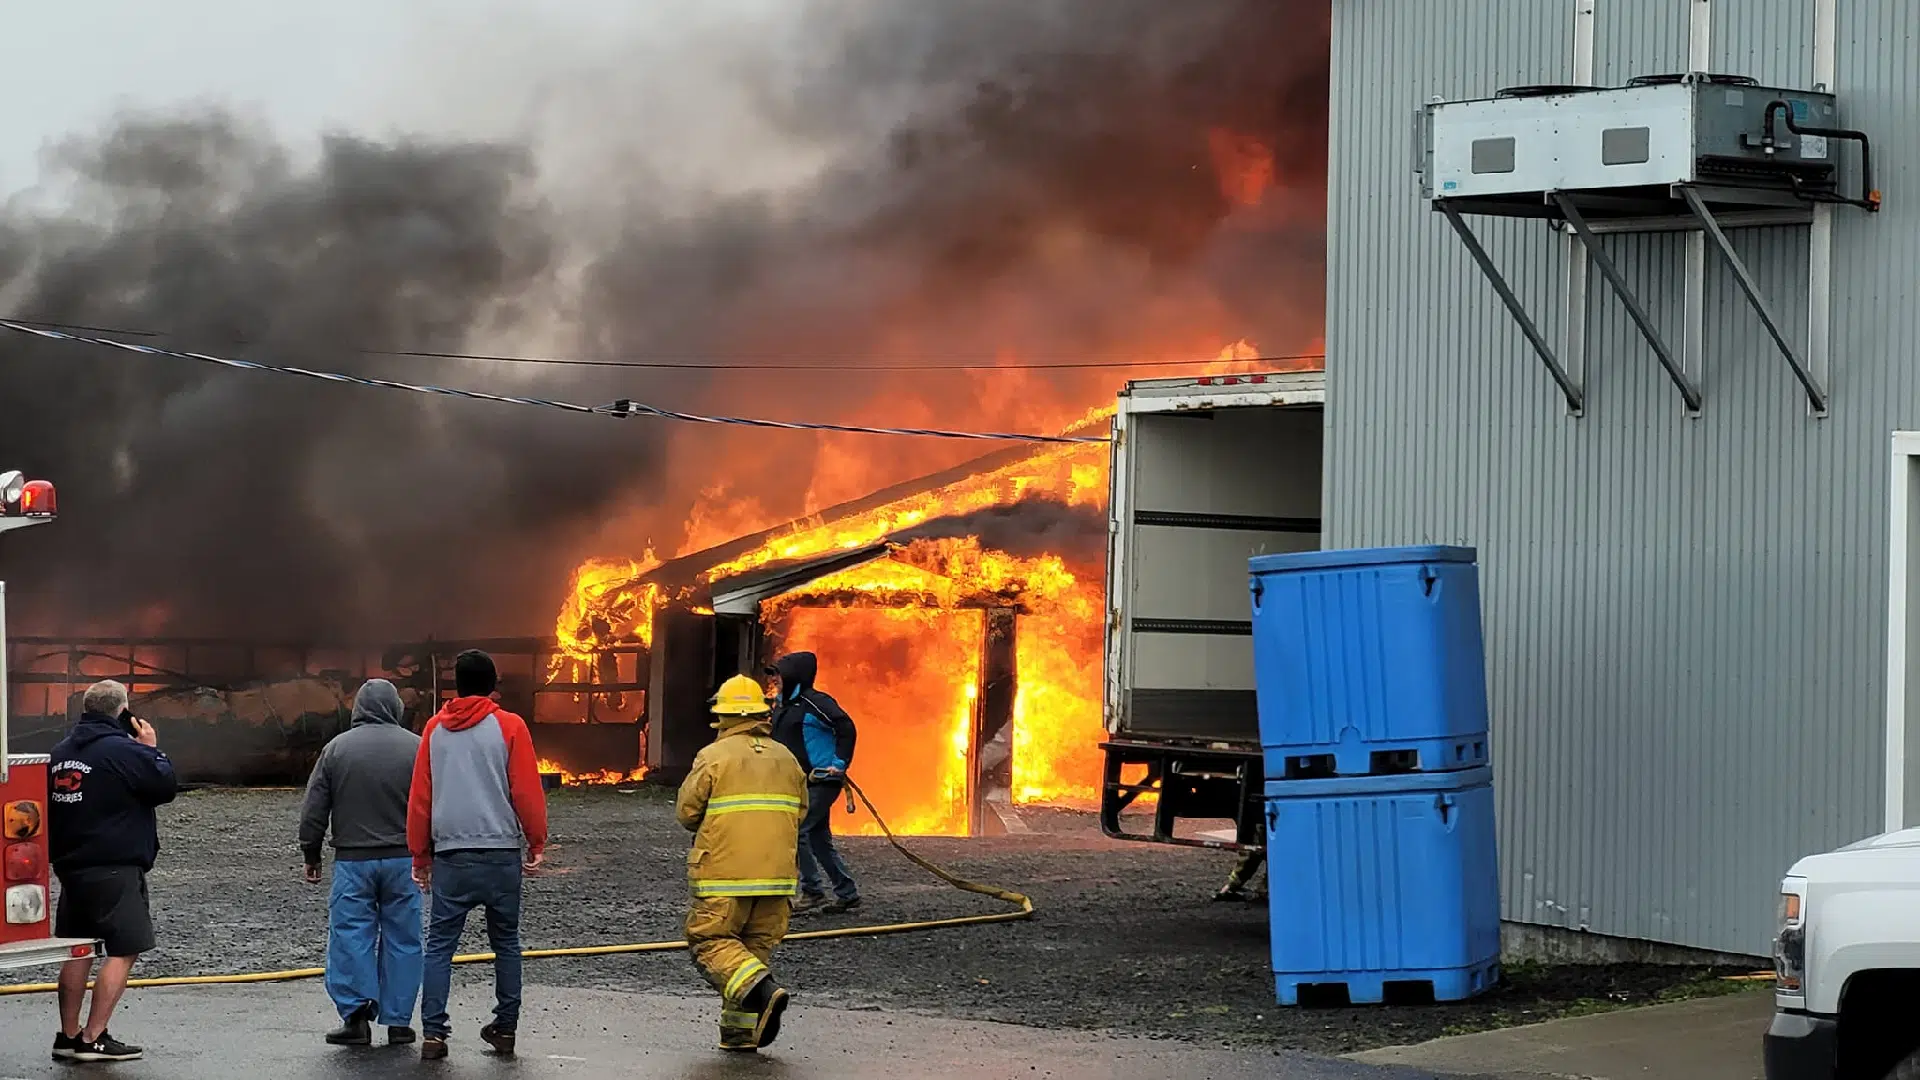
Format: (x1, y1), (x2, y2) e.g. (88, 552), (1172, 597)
(0, 0), (1327, 642)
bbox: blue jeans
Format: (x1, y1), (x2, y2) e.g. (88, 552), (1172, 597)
(419, 850), (523, 1038)
(326, 857), (422, 1026)
(797, 780), (859, 902)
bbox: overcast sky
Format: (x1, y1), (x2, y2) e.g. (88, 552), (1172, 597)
(0, 0), (793, 197)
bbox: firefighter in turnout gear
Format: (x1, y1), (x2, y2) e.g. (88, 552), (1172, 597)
(676, 675), (806, 1052)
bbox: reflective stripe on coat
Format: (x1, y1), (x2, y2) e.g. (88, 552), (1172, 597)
(675, 718), (807, 898)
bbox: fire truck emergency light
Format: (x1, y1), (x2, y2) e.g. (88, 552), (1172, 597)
(0, 472), (54, 517)
(19, 481), (53, 516)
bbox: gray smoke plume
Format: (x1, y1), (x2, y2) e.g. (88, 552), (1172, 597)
(0, 0), (1327, 642)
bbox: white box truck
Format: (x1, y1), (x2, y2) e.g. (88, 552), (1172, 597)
(1099, 370), (1324, 854)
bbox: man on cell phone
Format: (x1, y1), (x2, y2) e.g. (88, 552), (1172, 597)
(46, 679), (179, 1064)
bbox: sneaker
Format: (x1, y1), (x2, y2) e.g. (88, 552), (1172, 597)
(420, 1036), (448, 1061)
(388, 1026), (417, 1046)
(790, 893), (830, 916)
(820, 896), (862, 915)
(71, 1032), (143, 1062)
(325, 1003), (373, 1046)
(479, 1024), (515, 1056)
(51, 1032), (79, 1061)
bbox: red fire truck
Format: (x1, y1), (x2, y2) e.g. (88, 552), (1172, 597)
(0, 471), (99, 971)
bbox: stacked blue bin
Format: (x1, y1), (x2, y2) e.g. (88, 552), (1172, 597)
(1247, 545), (1501, 1006)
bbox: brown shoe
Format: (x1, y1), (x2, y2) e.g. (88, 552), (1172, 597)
(479, 1024), (515, 1056)
(420, 1036), (448, 1060)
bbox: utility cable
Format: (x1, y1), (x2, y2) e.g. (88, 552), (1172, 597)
(0, 776), (1033, 996)
(0, 321), (1110, 445)
(2, 316), (1326, 372)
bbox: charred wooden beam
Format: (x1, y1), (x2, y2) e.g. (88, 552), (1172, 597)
(971, 607), (1018, 835)
(773, 592), (1031, 613)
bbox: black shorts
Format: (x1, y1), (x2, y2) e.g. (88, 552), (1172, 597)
(54, 866), (154, 958)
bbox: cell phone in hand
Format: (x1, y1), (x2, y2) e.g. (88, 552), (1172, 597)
(119, 709), (138, 736)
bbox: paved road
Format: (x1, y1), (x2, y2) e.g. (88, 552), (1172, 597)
(0, 981), (1466, 1079)
(1349, 990), (1768, 1080)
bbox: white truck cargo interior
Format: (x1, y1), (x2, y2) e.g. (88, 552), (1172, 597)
(1099, 371), (1323, 851)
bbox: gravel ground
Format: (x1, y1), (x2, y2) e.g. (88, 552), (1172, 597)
(109, 786), (1741, 1055)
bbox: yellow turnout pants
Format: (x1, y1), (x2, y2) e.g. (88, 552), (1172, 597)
(686, 895), (791, 1033)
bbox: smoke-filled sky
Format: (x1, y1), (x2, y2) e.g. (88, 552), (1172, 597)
(0, 0), (1329, 642)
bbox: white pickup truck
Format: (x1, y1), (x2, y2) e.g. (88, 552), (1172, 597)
(1767, 832), (1920, 1079)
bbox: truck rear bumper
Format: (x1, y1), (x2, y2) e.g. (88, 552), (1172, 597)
(0, 936), (99, 972)
(1099, 739), (1263, 849)
(1763, 1009), (1837, 1080)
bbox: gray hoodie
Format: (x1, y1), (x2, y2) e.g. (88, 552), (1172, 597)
(299, 680), (421, 864)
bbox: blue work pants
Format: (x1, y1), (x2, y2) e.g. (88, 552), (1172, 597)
(325, 856), (423, 1026)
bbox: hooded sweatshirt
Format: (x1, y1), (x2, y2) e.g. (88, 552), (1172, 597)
(768, 652), (856, 774)
(406, 695), (548, 871)
(298, 679), (421, 864)
(47, 711), (178, 873)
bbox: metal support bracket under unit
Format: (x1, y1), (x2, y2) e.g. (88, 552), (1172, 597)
(1437, 202), (1585, 415)
(1552, 192), (1704, 414)
(1678, 185), (1829, 416)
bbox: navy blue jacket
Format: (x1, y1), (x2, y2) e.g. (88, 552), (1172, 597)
(767, 652), (856, 774)
(47, 711), (179, 873)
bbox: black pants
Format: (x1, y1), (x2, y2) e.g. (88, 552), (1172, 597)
(55, 866), (154, 958)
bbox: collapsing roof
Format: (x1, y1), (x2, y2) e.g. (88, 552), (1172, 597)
(639, 410), (1109, 599)
(707, 545), (889, 616)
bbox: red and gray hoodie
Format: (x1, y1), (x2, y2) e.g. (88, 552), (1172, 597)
(407, 696), (548, 871)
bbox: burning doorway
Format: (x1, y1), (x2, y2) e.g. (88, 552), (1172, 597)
(771, 606), (981, 836)
(756, 536), (1095, 837)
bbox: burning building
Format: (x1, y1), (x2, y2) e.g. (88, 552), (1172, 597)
(550, 429), (1109, 836)
(548, 346), (1320, 835)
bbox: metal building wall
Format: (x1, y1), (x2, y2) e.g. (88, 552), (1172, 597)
(1324, 0), (1920, 956)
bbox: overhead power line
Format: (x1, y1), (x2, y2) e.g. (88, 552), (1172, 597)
(0, 316), (1325, 372)
(0, 322), (1113, 445)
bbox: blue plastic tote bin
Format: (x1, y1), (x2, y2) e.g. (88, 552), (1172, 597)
(1265, 767), (1501, 1006)
(1248, 545), (1490, 778)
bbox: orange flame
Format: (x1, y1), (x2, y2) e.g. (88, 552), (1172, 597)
(1209, 129), (1276, 208)
(773, 606), (981, 836)
(536, 757), (648, 786)
(546, 340), (1297, 832)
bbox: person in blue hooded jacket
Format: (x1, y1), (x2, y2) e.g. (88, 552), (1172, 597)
(765, 652), (860, 915)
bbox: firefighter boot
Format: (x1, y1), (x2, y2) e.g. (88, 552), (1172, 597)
(718, 1012), (759, 1053)
(742, 976), (791, 1048)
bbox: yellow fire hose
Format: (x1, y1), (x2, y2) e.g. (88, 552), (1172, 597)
(0, 776), (1034, 996)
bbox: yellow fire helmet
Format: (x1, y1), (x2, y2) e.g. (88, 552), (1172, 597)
(708, 674), (772, 722)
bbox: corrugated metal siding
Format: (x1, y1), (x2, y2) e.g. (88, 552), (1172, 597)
(1326, 0), (1920, 956)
